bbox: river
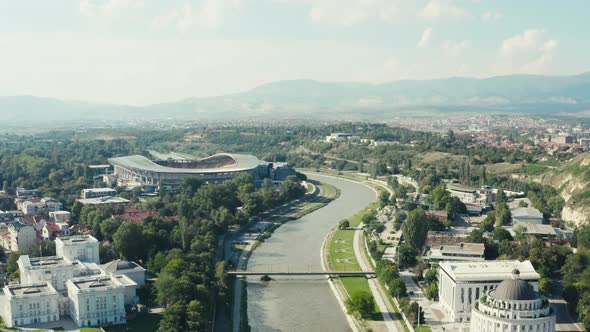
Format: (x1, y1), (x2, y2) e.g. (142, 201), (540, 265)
(246, 174), (376, 332)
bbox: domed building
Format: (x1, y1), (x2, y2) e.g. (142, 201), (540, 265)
(470, 269), (555, 332)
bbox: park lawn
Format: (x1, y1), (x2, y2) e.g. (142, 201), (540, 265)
(330, 228), (361, 271)
(80, 328), (102, 332)
(415, 326), (432, 332)
(103, 313), (162, 332)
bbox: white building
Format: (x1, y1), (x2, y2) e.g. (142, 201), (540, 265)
(447, 184), (494, 205)
(511, 207), (544, 225)
(438, 260), (540, 322)
(81, 188), (118, 200)
(20, 197), (63, 216)
(0, 282), (59, 328)
(0, 221), (36, 252)
(56, 235), (100, 264)
(470, 270), (555, 332)
(66, 275), (127, 328)
(76, 196), (130, 209)
(18, 255), (102, 293)
(101, 260), (146, 286)
(423, 242), (485, 263)
(49, 211), (71, 223)
(325, 133), (360, 142)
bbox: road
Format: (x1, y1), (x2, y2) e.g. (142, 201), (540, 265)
(550, 281), (584, 332)
(354, 222), (401, 332)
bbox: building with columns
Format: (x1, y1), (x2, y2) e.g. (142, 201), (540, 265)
(0, 282), (59, 328)
(470, 269), (555, 332)
(56, 235), (100, 264)
(438, 260), (540, 323)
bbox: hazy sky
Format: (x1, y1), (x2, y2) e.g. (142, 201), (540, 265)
(1, 0), (589, 105)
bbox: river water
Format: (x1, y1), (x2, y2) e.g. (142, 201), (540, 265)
(246, 174), (376, 332)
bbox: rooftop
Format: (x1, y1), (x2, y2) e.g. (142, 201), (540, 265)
(447, 183), (477, 193)
(108, 153), (262, 174)
(76, 196), (130, 205)
(5, 282), (57, 297)
(101, 259), (145, 273)
(439, 260), (540, 282)
(57, 235), (98, 245)
(81, 188), (117, 193)
(521, 223), (556, 236)
(491, 269), (537, 301)
(511, 207), (544, 219)
(69, 276), (120, 290)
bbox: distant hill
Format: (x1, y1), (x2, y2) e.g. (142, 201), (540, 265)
(3, 72), (590, 126)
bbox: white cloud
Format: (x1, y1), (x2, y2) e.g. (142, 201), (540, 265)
(495, 29), (559, 74)
(284, 0), (400, 26)
(442, 40), (469, 56)
(79, 0), (144, 17)
(481, 11), (502, 22)
(152, 0), (241, 32)
(417, 27), (433, 48)
(419, 0), (467, 19)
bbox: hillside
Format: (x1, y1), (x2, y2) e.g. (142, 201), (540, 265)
(538, 153), (590, 226)
(2, 72), (590, 126)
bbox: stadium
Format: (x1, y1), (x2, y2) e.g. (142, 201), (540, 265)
(108, 153), (295, 192)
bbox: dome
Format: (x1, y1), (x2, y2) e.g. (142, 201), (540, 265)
(493, 278), (536, 301)
(102, 259), (136, 272)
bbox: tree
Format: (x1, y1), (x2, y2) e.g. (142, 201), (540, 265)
(402, 207), (428, 248)
(339, 219), (350, 230)
(398, 244), (418, 268)
(493, 227), (513, 242)
(158, 302), (187, 332)
(345, 291), (375, 318)
(424, 269), (438, 284)
(466, 229), (485, 243)
(186, 300), (207, 332)
(378, 191), (390, 208)
(538, 277), (552, 296)
(113, 222), (144, 261)
(388, 278), (407, 298)
(100, 218), (122, 241)
(424, 283), (438, 300)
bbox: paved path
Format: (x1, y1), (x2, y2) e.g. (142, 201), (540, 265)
(550, 281), (584, 332)
(354, 223), (400, 332)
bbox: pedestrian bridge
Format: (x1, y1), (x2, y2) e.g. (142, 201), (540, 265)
(227, 270), (375, 276)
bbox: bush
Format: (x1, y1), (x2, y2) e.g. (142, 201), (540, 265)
(345, 291), (375, 318)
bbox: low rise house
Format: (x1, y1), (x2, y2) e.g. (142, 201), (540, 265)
(511, 207), (544, 225)
(42, 223), (62, 240)
(49, 211), (71, 223)
(19, 198), (62, 216)
(424, 242), (485, 263)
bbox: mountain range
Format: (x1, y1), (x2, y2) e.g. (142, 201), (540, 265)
(3, 72), (590, 127)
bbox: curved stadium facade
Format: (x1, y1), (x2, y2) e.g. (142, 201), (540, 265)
(108, 153), (293, 192)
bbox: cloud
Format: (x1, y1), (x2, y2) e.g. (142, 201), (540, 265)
(495, 29), (558, 74)
(481, 11), (502, 22)
(152, 0), (241, 32)
(419, 0), (467, 19)
(442, 40), (469, 56)
(417, 27), (433, 48)
(284, 0), (400, 26)
(79, 0), (144, 17)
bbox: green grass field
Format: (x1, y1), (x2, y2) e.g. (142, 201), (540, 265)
(103, 313), (162, 332)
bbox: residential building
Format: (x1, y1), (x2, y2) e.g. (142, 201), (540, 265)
(511, 207), (544, 225)
(66, 275), (127, 328)
(42, 223), (62, 240)
(470, 270), (555, 332)
(49, 211), (71, 223)
(438, 260), (540, 322)
(56, 235), (100, 264)
(19, 197), (62, 216)
(0, 222), (36, 252)
(81, 188), (117, 200)
(0, 282), (59, 328)
(15, 187), (40, 199)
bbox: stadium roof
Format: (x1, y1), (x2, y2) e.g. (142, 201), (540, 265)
(108, 153), (263, 174)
